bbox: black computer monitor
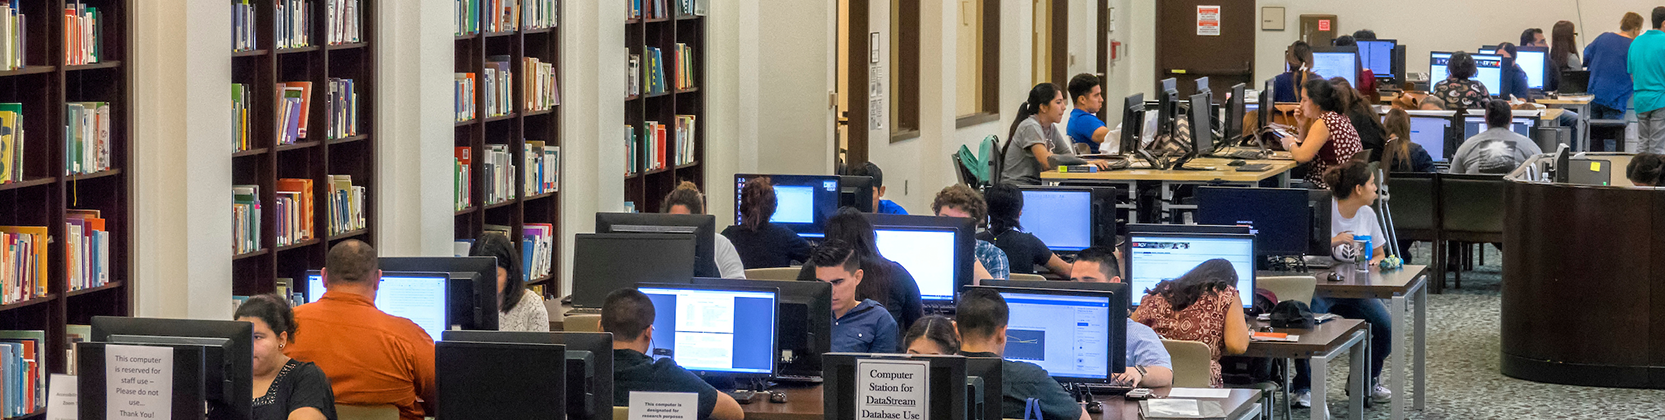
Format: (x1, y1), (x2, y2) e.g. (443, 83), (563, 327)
(77, 343), (213, 420)
(839, 175), (876, 213)
(1120, 93), (1145, 155)
(1407, 114), (1452, 162)
(1157, 89), (1180, 138)
(865, 214), (975, 304)
(378, 256), (501, 331)
(971, 286), (1127, 380)
(734, 174), (842, 238)
(436, 340), (566, 420)
(1225, 83), (1246, 142)
(1356, 39), (1397, 78)
(571, 233), (697, 309)
(1431, 52), (1503, 95)
(596, 212), (720, 278)
(440, 331), (613, 420)
(1516, 46), (1549, 90)
(1127, 231), (1257, 308)
(1311, 46), (1361, 88)
(690, 277), (831, 379)
(1189, 92), (1214, 156)
(89, 317), (253, 420)
(1127, 223), (1251, 235)
(636, 283), (779, 382)
(822, 354), (968, 420)
(1015, 185), (1115, 253)
(963, 357), (1002, 420)
(1195, 186), (1313, 256)
(306, 271), (453, 339)
(1259, 78), (1275, 128)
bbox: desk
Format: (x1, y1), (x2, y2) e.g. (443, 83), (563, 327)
(1245, 319), (1369, 420)
(1260, 264), (1429, 420)
(1538, 96), (1592, 151)
(1042, 157), (1298, 222)
(743, 385), (1262, 420)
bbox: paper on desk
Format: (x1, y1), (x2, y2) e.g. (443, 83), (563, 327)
(1167, 387), (1232, 399)
(1144, 399), (1200, 416)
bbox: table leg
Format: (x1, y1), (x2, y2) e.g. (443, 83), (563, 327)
(1414, 282), (1427, 410)
(1390, 294), (1407, 420)
(1350, 330), (1367, 420)
(1311, 354), (1329, 420)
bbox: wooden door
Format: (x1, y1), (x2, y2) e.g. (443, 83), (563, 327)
(1154, 0), (1256, 97)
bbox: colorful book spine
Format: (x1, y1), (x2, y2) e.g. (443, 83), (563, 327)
(325, 0), (362, 45)
(62, 4), (99, 65)
(1, 4), (26, 71)
(63, 102), (111, 175)
(523, 0), (556, 30)
(276, 0), (310, 49)
(327, 78), (358, 139)
(0, 103), (23, 184)
(0, 227), (46, 304)
(482, 144), (516, 205)
(522, 57), (558, 112)
(275, 178), (315, 245)
(455, 147), (472, 210)
(233, 185), (261, 255)
(232, 0), (257, 52)
(455, 72), (476, 122)
(326, 175), (366, 235)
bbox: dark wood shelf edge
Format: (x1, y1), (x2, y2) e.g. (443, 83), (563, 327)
(233, 49), (268, 57)
(455, 119), (476, 127)
(642, 91), (670, 99)
(277, 46), (321, 54)
(523, 108), (553, 117)
(327, 42), (367, 51)
(66, 282), (125, 298)
(675, 87), (699, 93)
(523, 27), (552, 35)
(643, 167), (672, 176)
(524, 192), (556, 201)
(454, 206), (478, 216)
(65, 60), (121, 71)
(232, 148), (269, 157)
(0, 66), (55, 77)
(483, 113), (517, 122)
(0, 295), (54, 312)
(327, 229), (369, 242)
(674, 162), (700, 170)
(0, 178), (55, 192)
(276, 238), (322, 252)
(455, 33), (478, 41)
(275, 140), (321, 152)
(1, 410), (46, 420)
(232, 248), (269, 261)
(483, 200), (516, 210)
(67, 168), (123, 182)
(327, 134), (369, 146)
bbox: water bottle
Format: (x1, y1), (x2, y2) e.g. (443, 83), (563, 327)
(1354, 235), (1372, 273)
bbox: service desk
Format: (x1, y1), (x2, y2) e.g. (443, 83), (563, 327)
(1041, 157), (1297, 223)
(743, 385), (1261, 420)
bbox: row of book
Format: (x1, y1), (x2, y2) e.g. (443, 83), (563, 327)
(523, 57), (560, 112)
(64, 102), (111, 176)
(628, 0), (669, 20)
(276, 82), (313, 145)
(233, 83), (252, 151)
(672, 114), (697, 166)
(276, 0), (310, 49)
(324, 0), (362, 45)
(624, 116), (697, 174)
(0, 227), (46, 305)
(522, 224), (553, 280)
(0, 103), (22, 184)
(326, 174), (365, 236)
(276, 178), (316, 246)
(524, 141), (558, 196)
(455, 0), (558, 35)
(483, 56), (512, 118)
(232, 0), (257, 52)
(0, 330), (45, 418)
(625, 52), (639, 98)
(672, 43), (695, 90)
(233, 185), (260, 254)
(65, 210), (109, 292)
(0, 4), (25, 71)
(454, 72), (476, 122)
(641, 47), (668, 96)
(480, 144), (516, 205)
(453, 148), (471, 211)
(326, 78), (359, 139)
(63, 3), (102, 65)
(623, 125), (636, 176)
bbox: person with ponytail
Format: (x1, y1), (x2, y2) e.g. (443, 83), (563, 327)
(1330, 77), (1387, 162)
(1380, 108), (1437, 175)
(1000, 83), (1112, 185)
(976, 184), (1072, 276)
(1273, 40), (1322, 103)
(721, 176), (812, 268)
(1284, 78), (1364, 189)
(1627, 153), (1665, 186)
(664, 181), (747, 278)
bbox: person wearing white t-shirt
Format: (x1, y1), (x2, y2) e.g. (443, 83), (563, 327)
(1291, 160), (1395, 408)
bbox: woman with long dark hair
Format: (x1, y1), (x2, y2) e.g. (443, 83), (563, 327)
(975, 184), (1072, 276)
(1130, 259), (1250, 388)
(1284, 78), (1364, 188)
(1273, 40), (1323, 103)
(237, 294), (336, 420)
(721, 177), (812, 268)
(797, 207), (923, 331)
(1330, 77), (1387, 162)
(470, 233), (549, 332)
(999, 83), (1110, 185)
(1548, 20), (1580, 92)
(1379, 108), (1436, 176)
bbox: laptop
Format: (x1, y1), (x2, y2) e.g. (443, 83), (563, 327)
(1559, 70), (1590, 95)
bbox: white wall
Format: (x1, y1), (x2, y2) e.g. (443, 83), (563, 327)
(557, 0), (627, 295)
(376, 0), (452, 258)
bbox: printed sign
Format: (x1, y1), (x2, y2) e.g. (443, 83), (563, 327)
(46, 375), (75, 420)
(105, 345), (172, 420)
(856, 359), (930, 420)
(628, 391), (699, 420)
(1197, 6), (1221, 36)
(1319, 19), (1331, 32)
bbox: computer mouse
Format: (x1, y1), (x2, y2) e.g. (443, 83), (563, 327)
(1228, 160), (1247, 166)
(769, 390), (788, 404)
(1326, 271), (1345, 282)
(1085, 400), (1103, 414)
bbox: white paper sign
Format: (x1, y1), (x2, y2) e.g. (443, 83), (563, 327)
(628, 391), (699, 420)
(46, 374), (76, 420)
(856, 359), (930, 420)
(1167, 387), (1232, 399)
(105, 345), (172, 420)
(1197, 6), (1221, 36)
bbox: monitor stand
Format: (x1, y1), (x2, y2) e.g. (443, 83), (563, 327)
(1169, 153), (1211, 171)
(1267, 255), (1311, 273)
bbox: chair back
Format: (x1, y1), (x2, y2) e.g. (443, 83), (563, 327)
(335, 405), (399, 420)
(1439, 173), (1506, 241)
(745, 267), (801, 281)
(565, 314), (603, 332)
(1256, 276), (1317, 306)
(989, 136), (1006, 185)
(1387, 172), (1438, 240)
(1008, 273), (1047, 282)
(1161, 339), (1215, 388)
(952, 152), (974, 186)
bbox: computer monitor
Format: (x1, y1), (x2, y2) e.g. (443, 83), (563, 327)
(1127, 231), (1257, 308)
(1566, 158), (1613, 186)
(1430, 52), (1503, 96)
(1306, 190), (1334, 256)
(1016, 185), (1114, 252)
(440, 331), (613, 420)
(306, 271), (450, 340)
(1462, 116), (1536, 138)
(1311, 46), (1360, 88)
(1225, 83), (1246, 142)
(734, 174), (842, 238)
(972, 286), (1126, 380)
(1189, 92), (1215, 156)
(570, 233), (696, 309)
(436, 340), (566, 420)
(89, 317), (254, 420)
(1516, 46), (1548, 90)
(77, 343), (213, 420)
(822, 354), (969, 420)
(636, 283), (779, 379)
(596, 212), (720, 278)
(866, 214), (975, 303)
(1157, 89), (1180, 138)
(1356, 39), (1397, 77)
(838, 175), (876, 213)
(975, 281), (1131, 312)
(691, 277), (831, 378)
(1408, 116), (1451, 162)
(1119, 93), (1145, 155)
(963, 357), (1003, 420)
(1259, 78), (1274, 128)
(1195, 187), (1312, 256)
(1194, 77), (1211, 96)
(1127, 223), (1250, 235)
(378, 256), (501, 331)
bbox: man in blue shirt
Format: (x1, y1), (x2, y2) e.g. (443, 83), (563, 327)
(1065, 73), (1110, 154)
(1630, 7), (1665, 154)
(956, 288), (1089, 420)
(1067, 247), (1174, 388)
(850, 162), (907, 214)
(603, 289), (745, 420)
(1585, 12), (1643, 120)
(813, 240), (899, 353)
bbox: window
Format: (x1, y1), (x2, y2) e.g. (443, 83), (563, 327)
(956, 0), (1000, 123)
(890, 0), (920, 140)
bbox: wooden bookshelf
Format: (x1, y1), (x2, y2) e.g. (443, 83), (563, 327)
(624, 2), (704, 212)
(453, 0), (564, 296)
(231, 0), (377, 297)
(0, 0), (132, 376)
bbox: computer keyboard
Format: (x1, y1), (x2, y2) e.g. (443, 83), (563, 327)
(729, 390), (758, 404)
(1080, 378), (1136, 395)
(772, 374), (824, 384)
(1233, 164), (1272, 172)
(565, 307), (603, 315)
(1212, 149), (1268, 160)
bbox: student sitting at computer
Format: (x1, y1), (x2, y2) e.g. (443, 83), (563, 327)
(956, 288), (1089, 420)
(1495, 43), (1531, 102)
(1000, 83), (1112, 185)
(978, 184), (1072, 276)
(809, 239), (901, 353)
(1130, 259), (1250, 388)
(1628, 153), (1665, 186)
(663, 181), (747, 278)
(1329, 36), (1378, 101)
(849, 162), (908, 214)
(1432, 52), (1491, 110)
(1381, 108), (1437, 174)
(931, 184), (1009, 280)
(902, 315), (960, 355)
(468, 233), (549, 332)
(1550, 21), (1581, 91)
(1283, 78), (1364, 189)
(236, 294), (336, 420)
(602, 289), (745, 420)
(1330, 77), (1388, 162)
(286, 240), (435, 420)
(1449, 99), (1544, 174)
(796, 208), (923, 331)
(722, 176), (812, 268)
(1067, 247), (1173, 389)
(1273, 40), (1322, 103)
(1292, 161), (1394, 407)
(1065, 73), (1111, 154)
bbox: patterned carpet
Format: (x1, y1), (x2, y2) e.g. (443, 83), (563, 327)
(1290, 245), (1665, 420)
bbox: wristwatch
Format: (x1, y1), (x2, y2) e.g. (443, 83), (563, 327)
(1134, 365), (1148, 376)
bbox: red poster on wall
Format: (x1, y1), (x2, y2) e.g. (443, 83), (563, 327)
(1197, 6), (1221, 36)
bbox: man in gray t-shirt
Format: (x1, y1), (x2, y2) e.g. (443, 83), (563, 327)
(1449, 100), (1544, 175)
(1001, 116), (1075, 185)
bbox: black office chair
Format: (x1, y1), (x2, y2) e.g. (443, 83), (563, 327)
(989, 136), (1006, 186)
(1438, 173), (1507, 289)
(1387, 172), (1442, 292)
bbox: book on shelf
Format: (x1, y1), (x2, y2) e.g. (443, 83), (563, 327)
(522, 57), (559, 112)
(275, 82), (311, 144)
(63, 3), (101, 65)
(1, 4), (27, 71)
(523, 141), (558, 196)
(643, 46), (666, 95)
(483, 224), (511, 238)
(484, 56), (512, 117)
(327, 78), (359, 139)
(642, 0), (667, 20)
(674, 43), (694, 90)
(627, 0), (640, 20)
(0, 103), (23, 184)
(454, 147), (472, 211)
(65, 209), (109, 292)
(233, 185), (261, 255)
(325, 0), (362, 45)
(0, 330), (45, 416)
(233, 0), (258, 52)
(640, 121), (668, 171)
(0, 226), (46, 304)
(482, 144), (516, 205)
(676, 0), (704, 16)
(275, 178), (315, 246)
(484, 0), (519, 33)
(276, 0), (311, 49)
(523, 0), (556, 29)
(232, 84), (251, 152)
(626, 51), (639, 98)
(674, 114), (696, 166)
(326, 174), (366, 235)
(63, 102), (111, 176)
(456, 0), (479, 35)
(624, 125), (637, 176)
(522, 223), (553, 280)
(455, 72), (476, 122)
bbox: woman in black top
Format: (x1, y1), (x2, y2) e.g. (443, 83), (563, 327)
(721, 176), (812, 268)
(235, 294), (336, 420)
(798, 207), (924, 331)
(975, 184), (1072, 276)
(1330, 77), (1387, 162)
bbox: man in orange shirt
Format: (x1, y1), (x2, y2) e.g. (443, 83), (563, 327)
(285, 240), (436, 420)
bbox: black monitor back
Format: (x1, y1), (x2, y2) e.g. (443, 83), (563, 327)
(91, 317), (253, 420)
(596, 212), (720, 278)
(379, 257), (500, 331)
(1120, 94), (1145, 154)
(839, 175), (877, 213)
(441, 331), (615, 420)
(964, 357), (1003, 420)
(1225, 84), (1246, 141)
(822, 354), (967, 420)
(690, 277), (831, 377)
(1307, 190), (1335, 255)
(1189, 92), (1214, 156)
(77, 342), (214, 420)
(436, 341), (566, 420)
(1195, 187), (1312, 256)
(571, 233), (697, 308)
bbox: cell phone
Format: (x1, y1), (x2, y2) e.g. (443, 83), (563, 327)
(1125, 389), (1153, 400)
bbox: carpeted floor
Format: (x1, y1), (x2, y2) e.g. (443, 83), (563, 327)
(1288, 245), (1665, 420)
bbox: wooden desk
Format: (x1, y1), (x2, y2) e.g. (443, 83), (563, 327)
(1042, 157), (1298, 223)
(742, 385), (1262, 420)
(1245, 319), (1369, 420)
(1537, 96), (1593, 150)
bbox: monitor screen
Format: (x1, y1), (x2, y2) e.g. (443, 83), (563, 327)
(735, 174), (841, 238)
(1018, 189), (1093, 251)
(996, 291), (1113, 380)
(771, 185), (817, 224)
(1128, 234), (1256, 307)
(875, 227), (958, 301)
(1430, 52), (1502, 95)
(1311, 51), (1359, 88)
(1357, 40), (1395, 76)
(1409, 116), (1450, 162)
(1463, 116), (1536, 138)
(639, 286), (778, 375)
(308, 274), (447, 340)
(1517, 49), (1547, 90)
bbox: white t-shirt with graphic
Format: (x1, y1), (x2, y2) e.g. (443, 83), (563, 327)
(1331, 199), (1386, 260)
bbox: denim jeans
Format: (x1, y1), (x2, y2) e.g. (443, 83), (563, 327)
(1291, 296), (1393, 392)
(1640, 108), (1665, 154)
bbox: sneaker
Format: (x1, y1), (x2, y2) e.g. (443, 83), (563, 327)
(1292, 391), (1312, 408)
(1371, 383), (1392, 403)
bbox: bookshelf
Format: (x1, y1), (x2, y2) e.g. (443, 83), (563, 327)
(623, 0), (704, 213)
(0, 0), (131, 383)
(453, 0), (563, 296)
(231, 0), (376, 298)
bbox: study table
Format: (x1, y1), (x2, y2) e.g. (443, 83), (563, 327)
(741, 385), (1261, 420)
(1244, 319), (1369, 420)
(1040, 156), (1298, 223)
(1537, 96), (1593, 151)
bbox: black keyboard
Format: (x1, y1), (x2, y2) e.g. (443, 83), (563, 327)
(1234, 164), (1272, 172)
(1212, 149), (1267, 160)
(1080, 377), (1137, 395)
(566, 307), (603, 315)
(773, 374), (823, 384)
